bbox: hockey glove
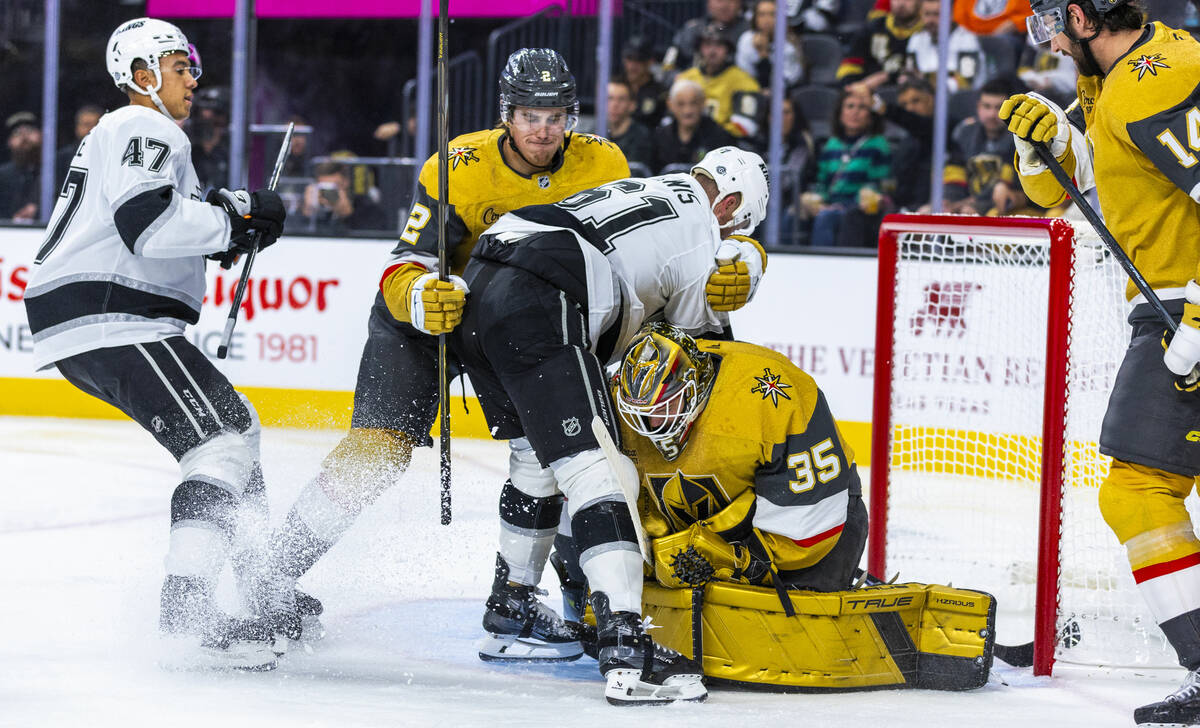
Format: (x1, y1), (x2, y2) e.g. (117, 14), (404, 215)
(208, 188), (287, 256)
(706, 235), (767, 312)
(652, 522), (769, 588)
(1162, 280), (1200, 392)
(999, 92), (1071, 176)
(381, 263), (469, 335)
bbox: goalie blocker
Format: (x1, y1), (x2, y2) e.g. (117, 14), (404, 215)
(642, 580), (995, 691)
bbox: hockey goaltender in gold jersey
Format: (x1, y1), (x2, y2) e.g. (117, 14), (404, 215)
(612, 323), (996, 691)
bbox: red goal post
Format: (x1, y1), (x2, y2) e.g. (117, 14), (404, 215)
(868, 214), (1175, 676)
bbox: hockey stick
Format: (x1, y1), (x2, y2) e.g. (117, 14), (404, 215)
(217, 122), (294, 360)
(436, 0), (452, 525)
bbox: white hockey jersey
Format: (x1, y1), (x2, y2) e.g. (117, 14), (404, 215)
(471, 174), (731, 365)
(24, 105), (233, 370)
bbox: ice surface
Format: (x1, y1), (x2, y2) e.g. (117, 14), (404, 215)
(0, 417), (1179, 727)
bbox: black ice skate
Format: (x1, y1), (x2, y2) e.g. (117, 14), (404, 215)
(591, 592), (707, 706)
(477, 554), (585, 662)
(158, 575), (277, 671)
(1136, 668), (1200, 726)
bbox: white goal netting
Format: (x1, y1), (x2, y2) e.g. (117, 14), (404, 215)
(875, 216), (1194, 669)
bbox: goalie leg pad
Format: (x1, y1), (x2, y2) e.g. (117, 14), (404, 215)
(642, 581), (995, 691)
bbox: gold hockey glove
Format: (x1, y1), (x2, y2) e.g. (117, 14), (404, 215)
(706, 235), (768, 312)
(380, 263), (469, 335)
(652, 522), (768, 588)
(999, 92), (1071, 173)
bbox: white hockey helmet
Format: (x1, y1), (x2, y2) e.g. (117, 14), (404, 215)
(106, 18), (193, 94)
(691, 146), (770, 234)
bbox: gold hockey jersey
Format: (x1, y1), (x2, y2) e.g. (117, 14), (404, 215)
(385, 127), (630, 277)
(1018, 23), (1200, 301)
(620, 339), (862, 574)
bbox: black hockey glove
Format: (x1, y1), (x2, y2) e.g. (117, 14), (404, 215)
(207, 187), (287, 255)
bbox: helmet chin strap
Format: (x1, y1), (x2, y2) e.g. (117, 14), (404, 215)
(133, 70), (175, 119)
(1066, 23), (1104, 77)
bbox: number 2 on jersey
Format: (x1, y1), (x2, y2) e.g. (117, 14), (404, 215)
(35, 168), (88, 264)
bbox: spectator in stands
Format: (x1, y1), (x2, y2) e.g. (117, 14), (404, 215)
(54, 104), (103, 188)
(778, 93), (816, 244)
(952, 0), (1026, 78)
(0, 111), (42, 223)
(836, 0), (922, 85)
(650, 79), (736, 174)
(906, 0), (983, 90)
(736, 0), (805, 90)
(800, 87), (891, 247)
(605, 79), (653, 173)
(852, 73), (934, 210)
(789, 0), (840, 33)
(189, 85), (231, 191)
(679, 24), (763, 139)
(1016, 39), (1077, 108)
(301, 159), (389, 233)
(620, 37), (669, 129)
(663, 0), (750, 72)
(942, 77), (1032, 216)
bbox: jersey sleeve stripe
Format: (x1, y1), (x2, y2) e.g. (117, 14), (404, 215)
(792, 522), (844, 548)
(753, 489), (849, 543)
(113, 185), (175, 254)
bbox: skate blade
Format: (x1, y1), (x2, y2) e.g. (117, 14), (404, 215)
(158, 635), (278, 672)
(476, 632), (584, 663)
(604, 668), (708, 706)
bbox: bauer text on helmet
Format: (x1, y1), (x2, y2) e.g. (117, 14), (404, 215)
(691, 146), (770, 234)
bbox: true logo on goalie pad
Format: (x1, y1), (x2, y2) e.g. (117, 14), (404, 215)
(562, 417), (580, 436)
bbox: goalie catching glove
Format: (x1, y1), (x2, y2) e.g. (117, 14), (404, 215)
(652, 521), (769, 588)
(1162, 280), (1200, 392)
(706, 235), (767, 312)
(380, 263), (469, 335)
(998, 92), (1072, 176)
(206, 188), (287, 268)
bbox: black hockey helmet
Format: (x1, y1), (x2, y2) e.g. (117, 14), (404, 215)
(498, 48), (579, 127)
(1027, 0), (1135, 43)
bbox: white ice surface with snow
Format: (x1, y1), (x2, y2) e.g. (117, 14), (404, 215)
(0, 417), (1185, 727)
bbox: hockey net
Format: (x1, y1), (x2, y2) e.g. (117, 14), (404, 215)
(869, 214), (1184, 675)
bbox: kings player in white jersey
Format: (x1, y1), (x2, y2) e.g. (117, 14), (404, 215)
(450, 146), (770, 705)
(23, 18), (289, 670)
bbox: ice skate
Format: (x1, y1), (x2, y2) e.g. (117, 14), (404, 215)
(478, 555), (585, 662)
(1136, 668), (1200, 726)
(591, 592), (706, 706)
(158, 575), (277, 671)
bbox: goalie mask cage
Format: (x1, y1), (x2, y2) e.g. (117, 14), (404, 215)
(868, 214), (1188, 677)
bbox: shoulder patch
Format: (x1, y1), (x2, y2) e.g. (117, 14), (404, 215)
(1128, 53), (1171, 81)
(577, 133), (615, 148)
(449, 146), (480, 170)
(751, 367), (793, 407)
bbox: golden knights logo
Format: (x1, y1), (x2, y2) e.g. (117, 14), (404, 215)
(1128, 53), (1169, 81)
(448, 146), (480, 170)
(647, 471), (729, 529)
(751, 368), (792, 407)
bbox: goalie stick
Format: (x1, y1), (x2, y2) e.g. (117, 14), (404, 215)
(217, 122), (294, 359)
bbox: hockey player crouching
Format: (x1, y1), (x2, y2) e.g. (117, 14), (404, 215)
(614, 325), (996, 691)
(23, 18), (288, 670)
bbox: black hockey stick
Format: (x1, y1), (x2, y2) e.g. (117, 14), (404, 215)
(436, 0), (452, 525)
(217, 122), (294, 359)
(1033, 142), (1200, 387)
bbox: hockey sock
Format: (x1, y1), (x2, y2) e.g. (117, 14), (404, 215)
(571, 500), (643, 614)
(164, 479), (238, 580)
(498, 479), (564, 586)
(271, 476), (356, 579)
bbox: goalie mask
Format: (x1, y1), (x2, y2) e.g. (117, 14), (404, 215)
(499, 48), (579, 132)
(617, 323), (716, 460)
(106, 18), (200, 118)
(691, 146), (770, 234)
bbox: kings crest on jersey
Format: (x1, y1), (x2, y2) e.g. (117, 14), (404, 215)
(24, 105), (231, 370)
(620, 339), (863, 576)
(389, 128), (629, 276)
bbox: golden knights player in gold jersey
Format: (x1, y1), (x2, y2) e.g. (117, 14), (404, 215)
(262, 49), (628, 645)
(1001, 1), (1200, 723)
(616, 324), (867, 597)
(609, 324), (996, 691)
